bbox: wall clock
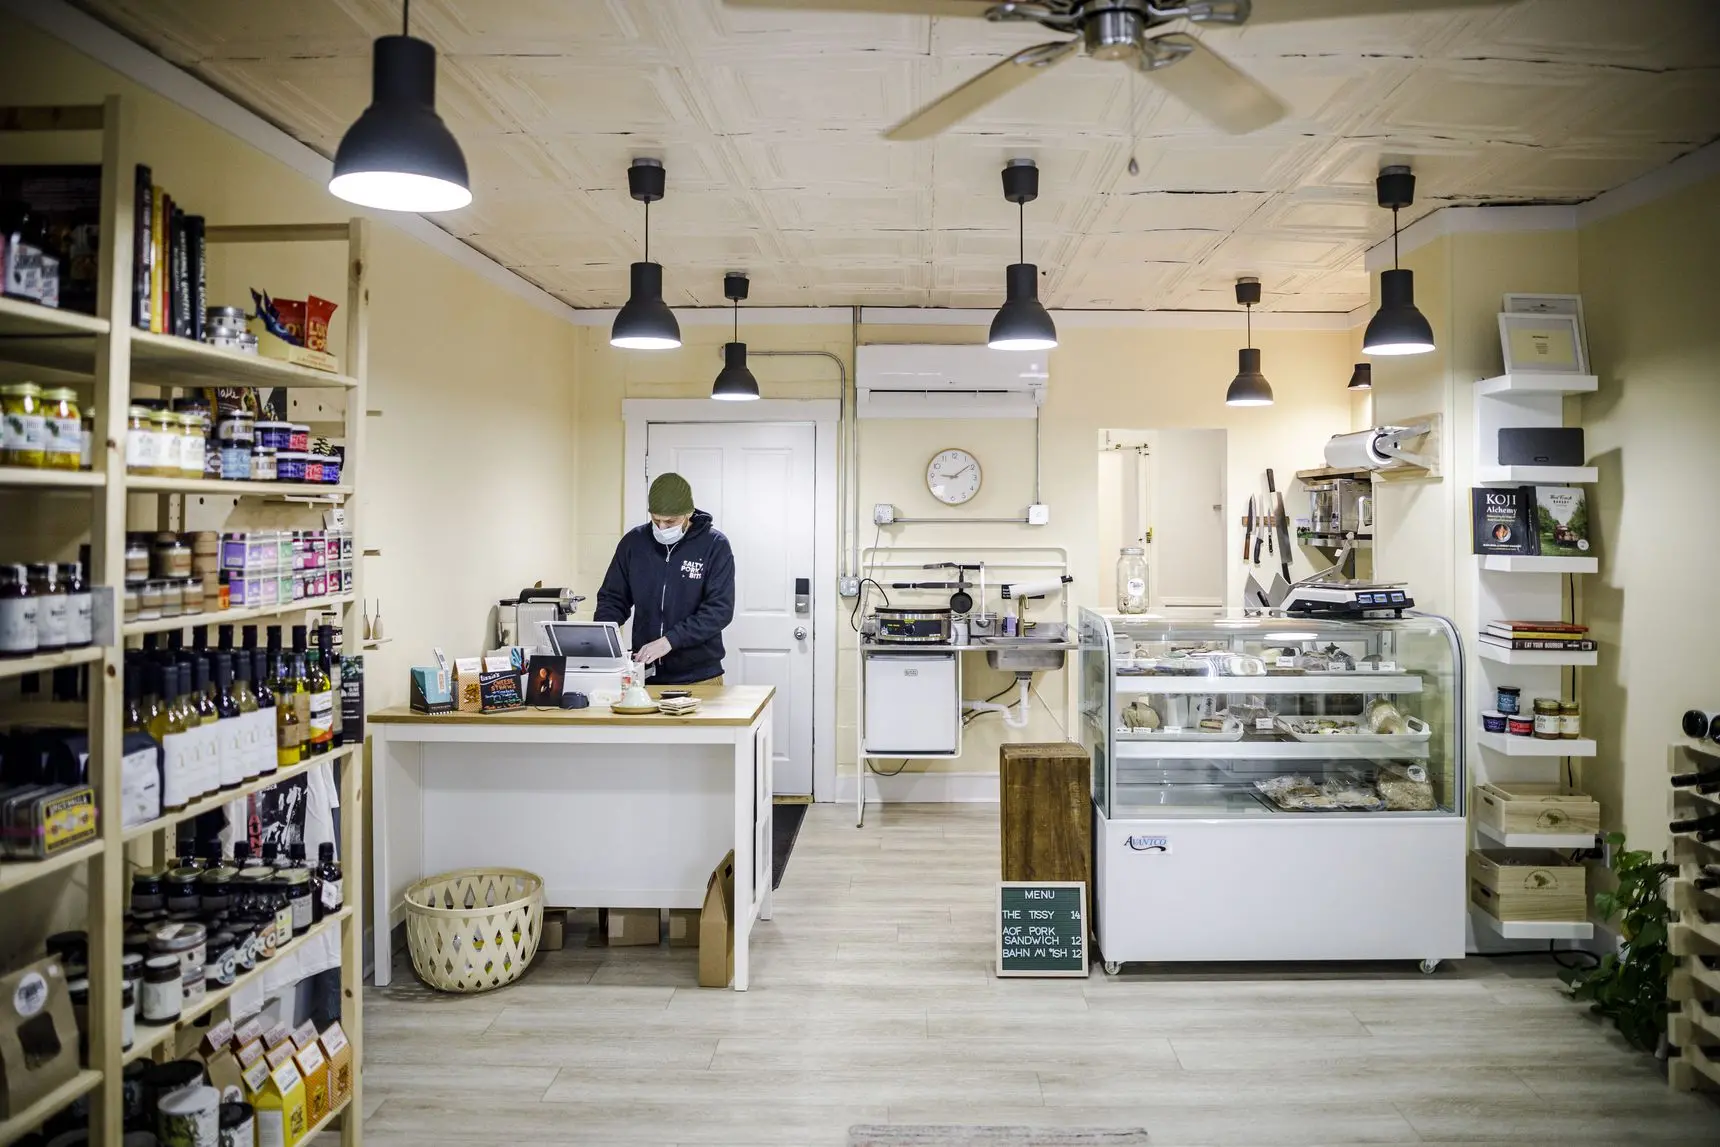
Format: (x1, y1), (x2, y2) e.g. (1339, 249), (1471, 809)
(927, 448), (982, 506)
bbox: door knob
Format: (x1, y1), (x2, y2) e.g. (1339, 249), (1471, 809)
(794, 626), (808, 640)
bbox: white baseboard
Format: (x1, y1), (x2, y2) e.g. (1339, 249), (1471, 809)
(836, 770), (999, 804)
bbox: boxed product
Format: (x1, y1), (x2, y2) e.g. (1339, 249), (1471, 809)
(0, 957), (80, 1119)
(245, 1055), (308, 1147)
(605, 909), (661, 947)
(293, 1040), (329, 1126)
(320, 1022), (352, 1110)
(698, 850), (736, 989)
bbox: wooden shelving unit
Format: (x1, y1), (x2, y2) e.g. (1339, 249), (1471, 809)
(0, 97), (367, 1145)
(1669, 742), (1720, 1094)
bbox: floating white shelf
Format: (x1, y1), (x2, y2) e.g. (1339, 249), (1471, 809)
(1116, 674), (1423, 696)
(0, 644), (105, 682)
(1477, 465), (1598, 485)
(1477, 643), (1597, 667)
(1472, 906), (1593, 940)
(0, 467), (106, 490)
(1475, 821), (1597, 850)
(1477, 731), (1596, 758)
(1479, 555), (1598, 574)
(1476, 373), (1599, 397)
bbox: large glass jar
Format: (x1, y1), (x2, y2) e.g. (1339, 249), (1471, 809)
(2, 382), (45, 467)
(1116, 547), (1148, 614)
(171, 396), (216, 478)
(147, 410), (179, 476)
(40, 387), (81, 471)
(176, 412), (204, 478)
(125, 405), (155, 474)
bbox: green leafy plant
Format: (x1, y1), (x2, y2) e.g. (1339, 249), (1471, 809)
(1559, 831), (1677, 1051)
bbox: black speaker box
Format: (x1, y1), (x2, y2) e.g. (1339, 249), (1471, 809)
(1498, 426), (1585, 467)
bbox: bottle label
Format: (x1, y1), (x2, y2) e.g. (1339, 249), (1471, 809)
(291, 890), (312, 931)
(35, 593), (67, 646)
(161, 730), (194, 807)
(126, 426), (158, 470)
(308, 690), (334, 746)
(294, 690), (310, 734)
(275, 906), (293, 947)
(197, 721), (222, 796)
(320, 878), (342, 911)
(67, 592), (91, 645)
(45, 415), (80, 457)
(220, 716), (246, 787)
(255, 707), (278, 772)
(2, 411), (44, 453)
(0, 597), (37, 653)
(1125, 577), (1145, 597)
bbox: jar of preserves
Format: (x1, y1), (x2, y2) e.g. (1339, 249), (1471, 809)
(2, 382), (46, 467)
(1559, 699), (1582, 740)
(40, 387), (81, 470)
(136, 579), (162, 621)
(0, 564), (38, 657)
(152, 537), (191, 580)
(146, 409), (178, 476)
(159, 578), (183, 619)
(172, 396), (216, 478)
(1533, 697), (1562, 739)
(58, 562), (91, 648)
(124, 534), (150, 580)
(251, 445), (277, 482)
(180, 576), (204, 615)
(125, 405), (157, 474)
(176, 412), (204, 478)
(27, 563), (67, 652)
(1115, 547), (1148, 614)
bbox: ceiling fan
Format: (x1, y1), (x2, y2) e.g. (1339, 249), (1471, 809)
(726, 0), (1513, 139)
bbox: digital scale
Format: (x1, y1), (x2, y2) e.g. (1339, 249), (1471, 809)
(1282, 582), (1414, 619)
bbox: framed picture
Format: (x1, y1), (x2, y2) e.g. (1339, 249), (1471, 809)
(1498, 312), (1585, 375)
(1502, 293), (1589, 371)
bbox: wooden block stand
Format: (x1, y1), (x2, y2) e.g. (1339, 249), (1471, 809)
(999, 742), (1093, 909)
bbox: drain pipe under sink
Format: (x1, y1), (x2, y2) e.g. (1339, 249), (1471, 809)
(964, 676), (1033, 729)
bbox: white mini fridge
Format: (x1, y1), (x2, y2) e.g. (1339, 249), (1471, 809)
(863, 650), (959, 756)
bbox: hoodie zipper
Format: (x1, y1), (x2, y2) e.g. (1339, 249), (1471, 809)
(659, 537), (677, 639)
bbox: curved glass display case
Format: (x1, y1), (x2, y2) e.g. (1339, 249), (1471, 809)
(1078, 609), (1467, 970)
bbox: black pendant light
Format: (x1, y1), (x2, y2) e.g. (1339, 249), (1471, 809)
(1363, 165), (1435, 356)
(988, 159), (1057, 351)
(1347, 363), (1373, 390)
(610, 158), (681, 350)
(329, 0), (471, 213)
(1225, 277), (1273, 407)
(711, 273), (759, 402)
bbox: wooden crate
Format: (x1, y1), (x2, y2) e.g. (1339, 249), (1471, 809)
(1474, 781), (1600, 837)
(1468, 849), (1587, 922)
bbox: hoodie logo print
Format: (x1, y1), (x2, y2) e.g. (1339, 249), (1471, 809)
(681, 560), (704, 580)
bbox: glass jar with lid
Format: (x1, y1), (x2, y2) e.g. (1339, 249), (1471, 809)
(176, 412), (205, 478)
(146, 409), (179, 477)
(2, 382), (46, 467)
(1116, 547), (1149, 614)
(0, 564), (38, 657)
(124, 534), (151, 581)
(125, 404), (158, 474)
(152, 536), (191, 580)
(159, 578), (183, 619)
(40, 387), (81, 471)
(172, 396), (216, 478)
(137, 579), (163, 621)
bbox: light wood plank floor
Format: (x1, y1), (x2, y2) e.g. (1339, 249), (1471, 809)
(360, 803), (1720, 1146)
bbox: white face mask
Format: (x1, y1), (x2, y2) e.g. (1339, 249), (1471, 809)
(652, 523), (685, 546)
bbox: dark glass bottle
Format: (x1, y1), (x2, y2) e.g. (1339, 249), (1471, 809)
(312, 841), (344, 922)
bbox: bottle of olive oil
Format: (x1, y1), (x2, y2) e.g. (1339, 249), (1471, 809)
(268, 627), (302, 767)
(213, 651), (243, 789)
(306, 627), (334, 757)
(191, 653), (222, 795)
(230, 649), (262, 780)
(252, 646), (278, 774)
(150, 663), (192, 810)
(290, 625), (314, 754)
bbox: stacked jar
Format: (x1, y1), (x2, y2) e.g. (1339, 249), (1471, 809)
(0, 561), (94, 657)
(3, 382), (84, 470)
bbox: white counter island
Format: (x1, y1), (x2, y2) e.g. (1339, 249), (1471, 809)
(371, 685), (775, 989)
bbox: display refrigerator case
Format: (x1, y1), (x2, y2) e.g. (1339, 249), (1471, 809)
(1079, 609), (1467, 972)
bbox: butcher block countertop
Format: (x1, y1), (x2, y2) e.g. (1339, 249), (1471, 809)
(370, 685), (774, 728)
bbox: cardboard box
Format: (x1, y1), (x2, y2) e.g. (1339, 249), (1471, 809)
(539, 909), (566, 952)
(606, 908), (662, 947)
(454, 657), (484, 713)
(0, 957), (79, 1119)
(698, 850), (736, 988)
(294, 1041), (330, 1126)
(668, 908), (700, 948)
(248, 1056), (308, 1147)
(320, 1022), (352, 1110)
(410, 665), (452, 714)
(204, 1047), (245, 1103)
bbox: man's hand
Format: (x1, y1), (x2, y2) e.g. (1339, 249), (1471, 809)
(637, 637), (673, 665)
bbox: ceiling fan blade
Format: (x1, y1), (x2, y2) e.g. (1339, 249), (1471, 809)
(723, 0), (998, 16)
(1236, 0), (1515, 22)
(884, 39), (1079, 141)
(1141, 33), (1287, 135)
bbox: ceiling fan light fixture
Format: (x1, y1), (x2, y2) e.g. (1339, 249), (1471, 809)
(329, 33), (471, 213)
(1364, 165), (1435, 357)
(1347, 362), (1373, 390)
(611, 158), (681, 350)
(1225, 276), (1272, 407)
(711, 271), (759, 401)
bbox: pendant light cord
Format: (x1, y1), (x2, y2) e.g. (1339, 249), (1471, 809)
(1392, 205), (1400, 271)
(1018, 200), (1025, 265)
(643, 199), (650, 264)
(1245, 301), (1252, 349)
(733, 297), (739, 342)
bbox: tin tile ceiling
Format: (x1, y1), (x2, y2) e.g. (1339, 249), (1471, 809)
(72, 0), (1720, 312)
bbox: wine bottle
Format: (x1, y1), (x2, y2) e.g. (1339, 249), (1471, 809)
(152, 664), (192, 811)
(271, 636), (302, 768)
(319, 624), (343, 748)
(1670, 813), (1720, 835)
(290, 625), (313, 753)
(306, 628), (334, 757)
(1670, 771), (1720, 789)
(231, 650), (262, 781)
(252, 647), (278, 774)
(213, 652), (243, 790)
(191, 654), (221, 796)
(313, 841), (343, 922)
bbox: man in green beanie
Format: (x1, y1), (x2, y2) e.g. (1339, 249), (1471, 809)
(593, 472), (736, 685)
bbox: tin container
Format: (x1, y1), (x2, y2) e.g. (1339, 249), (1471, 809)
(276, 451), (307, 483)
(1506, 713), (1535, 737)
(157, 1083), (219, 1147)
(254, 421), (292, 451)
(250, 445), (277, 481)
(1495, 685), (1522, 716)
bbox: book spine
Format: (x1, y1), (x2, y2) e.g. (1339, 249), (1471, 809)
(172, 205), (189, 338)
(163, 195), (175, 336)
(149, 188), (165, 333)
(132, 165), (152, 330)
(1480, 637), (1597, 651)
(187, 215), (206, 342)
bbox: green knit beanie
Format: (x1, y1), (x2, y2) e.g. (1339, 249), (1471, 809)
(648, 472), (694, 516)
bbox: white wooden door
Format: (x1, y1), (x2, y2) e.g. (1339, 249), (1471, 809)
(645, 422), (816, 796)
(1144, 429), (1227, 609)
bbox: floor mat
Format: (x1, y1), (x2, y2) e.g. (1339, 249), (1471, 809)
(772, 802), (808, 889)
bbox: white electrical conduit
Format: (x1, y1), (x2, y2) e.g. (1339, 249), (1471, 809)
(964, 677), (1033, 729)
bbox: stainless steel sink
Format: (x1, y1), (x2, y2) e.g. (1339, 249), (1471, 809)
(973, 623), (1071, 672)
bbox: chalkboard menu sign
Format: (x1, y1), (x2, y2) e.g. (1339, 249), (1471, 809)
(995, 881), (1088, 977)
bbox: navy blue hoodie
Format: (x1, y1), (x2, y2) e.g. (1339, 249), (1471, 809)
(593, 510), (735, 685)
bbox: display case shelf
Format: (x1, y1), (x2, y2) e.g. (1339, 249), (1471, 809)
(124, 476), (350, 500)
(0, 467), (105, 490)
(0, 644), (105, 682)
(129, 328), (357, 390)
(0, 839), (104, 892)
(1476, 372), (1598, 397)
(1116, 737), (1429, 762)
(1471, 906), (1593, 940)
(1479, 555), (1599, 574)
(1476, 643), (1597, 666)
(1477, 465), (1598, 485)
(122, 594), (354, 637)
(1474, 821), (1597, 850)
(125, 907), (353, 1064)
(1477, 731), (1596, 757)
(122, 743), (358, 843)
(1116, 673), (1424, 696)
(0, 1069), (103, 1147)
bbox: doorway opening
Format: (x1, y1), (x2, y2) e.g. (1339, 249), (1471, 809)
(1097, 428), (1228, 612)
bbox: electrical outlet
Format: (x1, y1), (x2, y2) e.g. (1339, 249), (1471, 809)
(873, 503), (896, 525)
(838, 577), (860, 598)
(1026, 503), (1050, 526)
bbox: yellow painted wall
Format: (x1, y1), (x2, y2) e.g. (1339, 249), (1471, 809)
(0, 20), (582, 708)
(1578, 172), (1720, 856)
(574, 318), (1359, 779)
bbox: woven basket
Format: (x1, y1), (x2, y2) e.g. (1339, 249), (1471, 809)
(403, 867), (543, 993)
